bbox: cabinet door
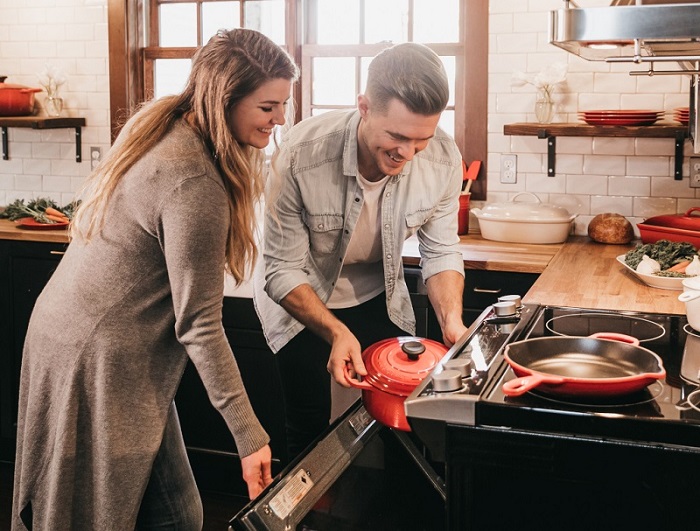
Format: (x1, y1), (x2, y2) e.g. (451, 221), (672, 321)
(0, 240), (66, 461)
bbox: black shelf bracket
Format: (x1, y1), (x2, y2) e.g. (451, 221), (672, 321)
(675, 132), (684, 180)
(1, 127), (7, 161)
(75, 127), (82, 162)
(537, 129), (556, 177)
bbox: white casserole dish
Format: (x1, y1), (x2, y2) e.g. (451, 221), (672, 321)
(471, 192), (577, 244)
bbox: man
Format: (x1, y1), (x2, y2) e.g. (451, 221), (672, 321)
(253, 42), (468, 461)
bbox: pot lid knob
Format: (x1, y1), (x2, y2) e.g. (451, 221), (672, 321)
(402, 340), (426, 361)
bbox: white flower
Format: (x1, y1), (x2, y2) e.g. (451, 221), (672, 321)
(511, 62), (568, 99)
(37, 64), (66, 97)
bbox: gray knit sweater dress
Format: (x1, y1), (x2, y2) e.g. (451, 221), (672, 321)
(12, 120), (269, 529)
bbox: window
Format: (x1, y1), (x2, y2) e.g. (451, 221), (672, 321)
(108, 0), (487, 198)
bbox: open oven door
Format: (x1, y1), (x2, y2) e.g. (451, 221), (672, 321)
(228, 399), (446, 531)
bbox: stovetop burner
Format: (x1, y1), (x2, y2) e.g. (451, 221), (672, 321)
(545, 312), (666, 343)
(520, 379), (665, 409)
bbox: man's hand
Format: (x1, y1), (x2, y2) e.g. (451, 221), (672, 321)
(241, 444), (273, 499)
(326, 326), (366, 387)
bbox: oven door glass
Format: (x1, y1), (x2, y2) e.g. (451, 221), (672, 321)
(229, 400), (445, 530)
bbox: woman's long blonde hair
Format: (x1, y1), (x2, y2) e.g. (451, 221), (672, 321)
(72, 29), (298, 283)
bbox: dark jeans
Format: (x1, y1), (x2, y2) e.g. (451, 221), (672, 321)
(275, 292), (409, 464)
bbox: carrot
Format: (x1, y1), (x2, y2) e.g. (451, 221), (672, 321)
(45, 207), (68, 219)
(668, 260), (690, 273)
(46, 214), (69, 223)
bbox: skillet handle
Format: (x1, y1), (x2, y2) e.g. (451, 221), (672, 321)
(589, 332), (640, 346)
(502, 373), (565, 396)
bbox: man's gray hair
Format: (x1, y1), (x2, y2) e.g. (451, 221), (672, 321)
(365, 42), (449, 116)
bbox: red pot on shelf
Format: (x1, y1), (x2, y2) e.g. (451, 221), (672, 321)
(0, 77), (42, 117)
(344, 336), (449, 431)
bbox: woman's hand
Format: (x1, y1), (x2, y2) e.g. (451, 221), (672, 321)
(240, 444), (273, 499)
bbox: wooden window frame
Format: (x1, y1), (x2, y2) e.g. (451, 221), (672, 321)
(107, 0), (486, 199)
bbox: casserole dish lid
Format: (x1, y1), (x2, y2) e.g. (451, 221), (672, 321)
(643, 207), (700, 231)
(474, 192), (575, 222)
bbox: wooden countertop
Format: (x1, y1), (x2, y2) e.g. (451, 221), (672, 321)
(402, 234), (560, 274)
(0, 218), (70, 243)
(0, 219), (687, 315)
(523, 236), (686, 316)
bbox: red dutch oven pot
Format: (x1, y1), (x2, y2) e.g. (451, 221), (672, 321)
(345, 336), (449, 431)
(0, 76), (42, 116)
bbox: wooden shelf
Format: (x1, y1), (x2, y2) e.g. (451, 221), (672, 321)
(503, 122), (689, 178)
(0, 116), (87, 162)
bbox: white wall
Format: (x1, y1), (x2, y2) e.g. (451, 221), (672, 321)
(0, 0), (110, 207)
(0, 0), (697, 238)
(487, 0), (696, 236)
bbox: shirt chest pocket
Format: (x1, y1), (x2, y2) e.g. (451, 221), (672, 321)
(405, 208), (433, 237)
(302, 212), (345, 254)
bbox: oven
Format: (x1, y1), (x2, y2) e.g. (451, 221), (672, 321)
(405, 304), (700, 530)
(228, 399), (446, 530)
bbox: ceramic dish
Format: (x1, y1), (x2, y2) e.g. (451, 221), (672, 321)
(616, 255), (686, 291)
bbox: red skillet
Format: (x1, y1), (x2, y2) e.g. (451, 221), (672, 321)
(502, 333), (666, 397)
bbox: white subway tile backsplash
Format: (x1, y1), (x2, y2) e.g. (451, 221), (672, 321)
(566, 174), (608, 195)
(43, 175), (72, 192)
(627, 156), (671, 177)
(583, 155), (626, 176)
(592, 137), (634, 156)
(634, 138), (675, 157)
(591, 196), (634, 216)
(634, 197), (677, 217)
(609, 176), (649, 197)
(651, 177), (696, 199)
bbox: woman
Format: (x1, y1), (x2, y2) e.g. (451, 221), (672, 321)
(12, 29), (298, 530)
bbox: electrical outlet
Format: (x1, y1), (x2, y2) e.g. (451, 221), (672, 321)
(691, 157), (700, 188)
(501, 154), (517, 184)
(90, 147), (102, 171)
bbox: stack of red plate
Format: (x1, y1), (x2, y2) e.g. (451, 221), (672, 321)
(674, 107), (689, 125)
(578, 109), (664, 126)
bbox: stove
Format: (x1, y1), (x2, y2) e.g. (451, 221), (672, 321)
(405, 303), (700, 529)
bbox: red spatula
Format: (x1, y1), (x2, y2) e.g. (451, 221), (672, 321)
(462, 160), (480, 194)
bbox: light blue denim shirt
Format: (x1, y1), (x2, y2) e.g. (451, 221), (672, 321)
(253, 109), (465, 353)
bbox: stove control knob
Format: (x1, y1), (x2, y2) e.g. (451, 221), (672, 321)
(432, 369), (463, 393)
(493, 301), (517, 317)
(444, 358), (471, 377)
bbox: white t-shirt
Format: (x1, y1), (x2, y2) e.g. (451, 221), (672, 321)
(327, 173), (389, 309)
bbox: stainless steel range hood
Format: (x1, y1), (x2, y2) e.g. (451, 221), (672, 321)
(550, 0), (700, 153)
(550, 1), (700, 67)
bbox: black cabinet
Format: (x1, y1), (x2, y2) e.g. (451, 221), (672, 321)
(175, 297), (286, 497)
(462, 269), (538, 325)
(0, 239), (66, 462)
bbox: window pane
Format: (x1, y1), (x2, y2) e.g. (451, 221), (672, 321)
(312, 57), (357, 106)
(438, 110), (455, 139)
(159, 3), (197, 47)
(413, 0), (459, 43)
(245, 0), (286, 45)
(440, 55), (456, 107)
(154, 59), (192, 99)
(364, 0), (408, 44)
(202, 1), (241, 44)
(360, 56), (372, 94)
(316, 0), (360, 44)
